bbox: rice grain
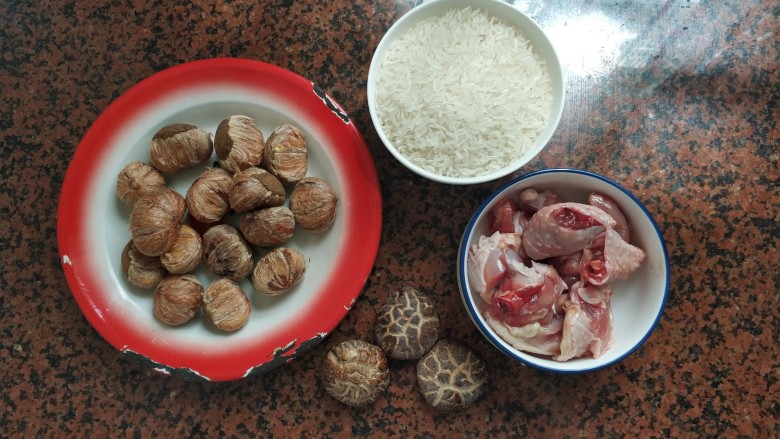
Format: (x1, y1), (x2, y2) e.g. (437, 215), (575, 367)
(375, 7), (553, 178)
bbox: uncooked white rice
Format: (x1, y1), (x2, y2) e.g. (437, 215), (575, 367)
(375, 7), (552, 178)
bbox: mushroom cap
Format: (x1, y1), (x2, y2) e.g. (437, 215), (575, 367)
(416, 339), (488, 410)
(375, 286), (440, 360)
(321, 340), (390, 407)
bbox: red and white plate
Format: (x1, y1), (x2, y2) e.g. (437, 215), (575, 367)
(58, 59), (382, 381)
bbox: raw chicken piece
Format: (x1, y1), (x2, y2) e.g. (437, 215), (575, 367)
(490, 199), (518, 234)
(588, 193), (631, 241)
(512, 210), (531, 235)
(467, 232), (525, 303)
(523, 202), (616, 260)
(555, 282), (613, 361)
(579, 228), (646, 285)
(489, 198), (530, 235)
(549, 252), (583, 289)
(484, 311), (563, 356)
(518, 188), (561, 213)
(489, 261), (567, 327)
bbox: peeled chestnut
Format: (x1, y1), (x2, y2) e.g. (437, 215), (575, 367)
(263, 123), (308, 184)
(239, 206), (295, 247)
(186, 168), (232, 224)
(289, 177), (338, 232)
(160, 224), (202, 274)
(121, 240), (166, 289)
(149, 123), (213, 174)
(202, 278), (251, 332)
(252, 247), (306, 296)
(116, 161), (166, 206)
(129, 188), (186, 256)
(228, 167), (285, 212)
(153, 274), (203, 325)
(214, 115), (265, 173)
(202, 224), (254, 281)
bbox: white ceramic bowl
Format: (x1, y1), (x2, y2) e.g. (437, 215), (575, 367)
(367, 0), (565, 185)
(457, 169), (669, 372)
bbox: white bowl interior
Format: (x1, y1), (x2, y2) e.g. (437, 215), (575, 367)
(367, 0), (565, 185)
(457, 169), (669, 372)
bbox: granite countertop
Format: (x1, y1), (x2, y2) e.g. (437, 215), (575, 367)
(1, 0), (778, 437)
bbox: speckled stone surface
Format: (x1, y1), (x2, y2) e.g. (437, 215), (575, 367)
(1, 0), (778, 437)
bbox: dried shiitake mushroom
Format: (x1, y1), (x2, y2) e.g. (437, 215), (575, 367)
(160, 224), (202, 274)
(321, 340), (390, 407)
(375, 286), (440, 360)
(116, 161), (166, 206)
(251, 247), (306, 296)
(121, 240), (166, 289)
(202, 278), (251, 331)
(129, 188), (186, 256)
(289, 177), (338, 232)
(263, 124), (308, 184)
(149, 123), (213, 174)
(202, 224), (254, 281)
(239, 206), (295, 247)
(186, 167), (233, 224)
(416, 339), (488, 411)
(228, 167), (286, 212)
(214, 115), (265, 173)
(153, 274), (203, 325)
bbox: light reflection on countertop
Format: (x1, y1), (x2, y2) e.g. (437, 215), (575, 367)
(543, 12), (636, 77)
